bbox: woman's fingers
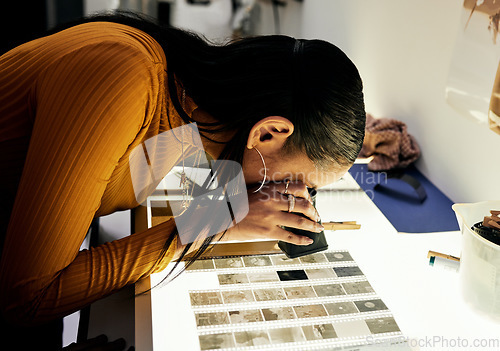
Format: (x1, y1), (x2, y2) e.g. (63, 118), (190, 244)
(272, 226), (314, 246)
(276, 180), (311, 201)
(275, 211), (324, 233)
(63, 335), (108, 351)
(224, 180), (323, 243)
(254, 191), (319, 225)
(62, 335), (130, 351)
(279, 194), (319, 222)
(273, 181), (319, 221)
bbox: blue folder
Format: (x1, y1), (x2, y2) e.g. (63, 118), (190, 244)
(348, 164), (459, 233)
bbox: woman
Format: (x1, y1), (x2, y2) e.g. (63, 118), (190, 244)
(0, 11), (365, 348)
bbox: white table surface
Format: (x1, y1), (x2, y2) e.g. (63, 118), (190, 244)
(315, 189), (500, 350)
(136, 173), (500, 351)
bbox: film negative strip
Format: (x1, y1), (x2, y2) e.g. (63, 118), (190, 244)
(189, 280), (377, 312)
(186, 251), (356, 273)
(214, 271), (367, 288)
(193, 298), (392, 330)
(196, 314), (403, 350)
(185, 250), (406, 350)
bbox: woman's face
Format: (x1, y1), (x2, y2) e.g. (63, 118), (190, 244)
(240, 116), (350, 190)
(242, 147), (349, 190)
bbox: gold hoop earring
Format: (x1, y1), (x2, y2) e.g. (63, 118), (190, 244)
(252, 147), (267, 193)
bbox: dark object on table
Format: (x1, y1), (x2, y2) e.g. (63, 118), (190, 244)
(472, 211), (500, 245)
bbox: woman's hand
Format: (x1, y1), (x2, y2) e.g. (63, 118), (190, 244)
(63, 335), (133, 351)
(222, 181), (324, 245)
(171, 181), (324, 261)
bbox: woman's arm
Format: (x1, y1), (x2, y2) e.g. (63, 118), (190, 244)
(0, 41), (177, 325)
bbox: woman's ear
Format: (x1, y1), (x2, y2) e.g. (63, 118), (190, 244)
(246, 116), (294, 152)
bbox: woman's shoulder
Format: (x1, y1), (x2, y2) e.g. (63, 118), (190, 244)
(58, 21), (166, 65)
(7, 21), (167, 72)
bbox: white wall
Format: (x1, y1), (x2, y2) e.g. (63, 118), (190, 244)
(84, 0), (119, 15)
(252, 0), (304, 38)
(170, 0), (303, 42)
(300, 0), (500, 203)
(171, 0), (233, 43)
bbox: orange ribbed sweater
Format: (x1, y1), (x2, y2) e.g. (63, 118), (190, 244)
(0, 22), (196, 324)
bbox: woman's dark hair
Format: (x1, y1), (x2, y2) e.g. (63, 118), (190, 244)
(58, 10), (365, 168)
(51, 11), (365, 287)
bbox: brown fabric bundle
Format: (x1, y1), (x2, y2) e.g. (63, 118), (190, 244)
(359, 114), (420, 171)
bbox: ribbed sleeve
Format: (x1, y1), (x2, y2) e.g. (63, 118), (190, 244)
(0, 31), (179, 325)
